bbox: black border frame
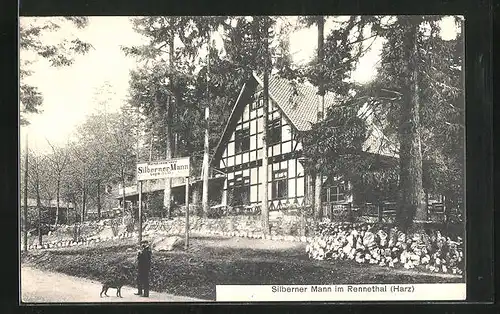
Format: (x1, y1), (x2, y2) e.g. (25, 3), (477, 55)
(2, 0), (494, 312)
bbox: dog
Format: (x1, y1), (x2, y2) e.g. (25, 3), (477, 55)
(100, 277), (127, 298)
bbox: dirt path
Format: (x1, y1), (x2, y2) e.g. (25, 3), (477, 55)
(21, 266), (207, 303)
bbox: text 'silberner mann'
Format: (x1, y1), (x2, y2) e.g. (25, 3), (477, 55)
(137, 163), (189, 174)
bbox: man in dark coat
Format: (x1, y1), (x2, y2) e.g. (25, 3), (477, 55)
(135, 240), (152, 297)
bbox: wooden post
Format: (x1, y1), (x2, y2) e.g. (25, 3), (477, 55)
(185, 177), (190, 250)
(377, 203), (382, 222)
(300, 205), (306, 237)
(442, 195), (447, 224)
(348, 203), (353, 222)
(138, 181), (143, 245)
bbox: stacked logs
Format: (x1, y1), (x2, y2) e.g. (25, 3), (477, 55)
(306, 222), (464, 275)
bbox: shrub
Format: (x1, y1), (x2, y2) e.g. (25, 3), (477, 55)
(121, 213), (135, 232)
(206, 205), (225, 219)
(72, 224), (82, 242)
(110, 218), (120, 236)
(147, 192), (164, 218)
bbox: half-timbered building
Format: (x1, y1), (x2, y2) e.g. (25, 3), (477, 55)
(212, 73), (398, 211)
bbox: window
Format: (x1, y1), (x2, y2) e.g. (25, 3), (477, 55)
(228, 174), (250, 206)
(272, 169), (288, 199)
(323, 182), (346, 203)
(235, 128), (250, 153)
(268, 118), (281, 145)
(251, 93), (263, 110)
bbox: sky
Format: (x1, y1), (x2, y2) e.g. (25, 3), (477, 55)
(19, 16), (460, 154)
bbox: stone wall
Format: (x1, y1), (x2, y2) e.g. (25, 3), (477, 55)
(22, 214), (316, 251)
(142, 214), (315, 237)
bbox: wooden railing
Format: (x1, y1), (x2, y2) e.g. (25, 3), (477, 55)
(361, 201), (449, 223)
(199, 201), (459, 224)
(321, 202), (357, 221)
(427, 202), (447, 223)
(358, 202), (396, 222)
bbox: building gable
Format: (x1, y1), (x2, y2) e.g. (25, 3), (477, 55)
(212, 73), (330, 166)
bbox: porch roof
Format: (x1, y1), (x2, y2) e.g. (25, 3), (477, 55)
(113, 176), (225, 199)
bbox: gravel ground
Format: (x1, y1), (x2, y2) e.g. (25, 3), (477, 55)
(21, 266), (207, 303)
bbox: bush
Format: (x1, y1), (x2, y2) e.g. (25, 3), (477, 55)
(110, 218), (120, 237)
(72, 224), (82, 242)
(123, 214), (135, 232)
(147, 192), (164, 218)
(206, 205), (225, 219)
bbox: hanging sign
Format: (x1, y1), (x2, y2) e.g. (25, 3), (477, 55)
(137, 157), (190, 181)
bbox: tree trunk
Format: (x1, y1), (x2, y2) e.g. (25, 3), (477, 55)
(164, 27), (175, 219)
(314, 173), (323, 220)
(54, 179), (60, 226)
(261, 19), (270, 237)
(174, 133), (178, 157)
(396, 16), (426, 232)
(202, 35), (211, 217)
(317, 16), (325, 115)
(164, 114), (173, 218)
(71, 196), (77, 224)
(97, 180), (101, 220)
(121, 173), (126, 218)
(82, 183), (87, 223)
(307, 171), (315, 209)
(149, 133), (154, 161)
(301, 171), (308, 236)
(64, 203), (68, 225)
(36, 182), (42, 246)
(202, 107), (210, 216)
(314, 16), (325, 221)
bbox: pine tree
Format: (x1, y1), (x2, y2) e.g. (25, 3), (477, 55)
(364, 16), (463, 230)
(125, 17), (183, 218)
(179, 17), (228, 216)
(295, 15), (463, 230)
(126, 16), (229, 217)
(295, 16), (372, 221)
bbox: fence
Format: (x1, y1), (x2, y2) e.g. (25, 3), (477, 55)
(320, 201), (462, 224)
(161, 200), (462, 223)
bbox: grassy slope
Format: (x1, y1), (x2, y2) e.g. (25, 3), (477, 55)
(21, 235), (463, 301)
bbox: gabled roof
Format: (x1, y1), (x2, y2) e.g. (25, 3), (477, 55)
(252, 73), (340, 132)
(212, 73), (398, 165)
(212, 73), (334, 163)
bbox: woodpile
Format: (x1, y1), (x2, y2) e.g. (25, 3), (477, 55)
(306, 222), (464, 275)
